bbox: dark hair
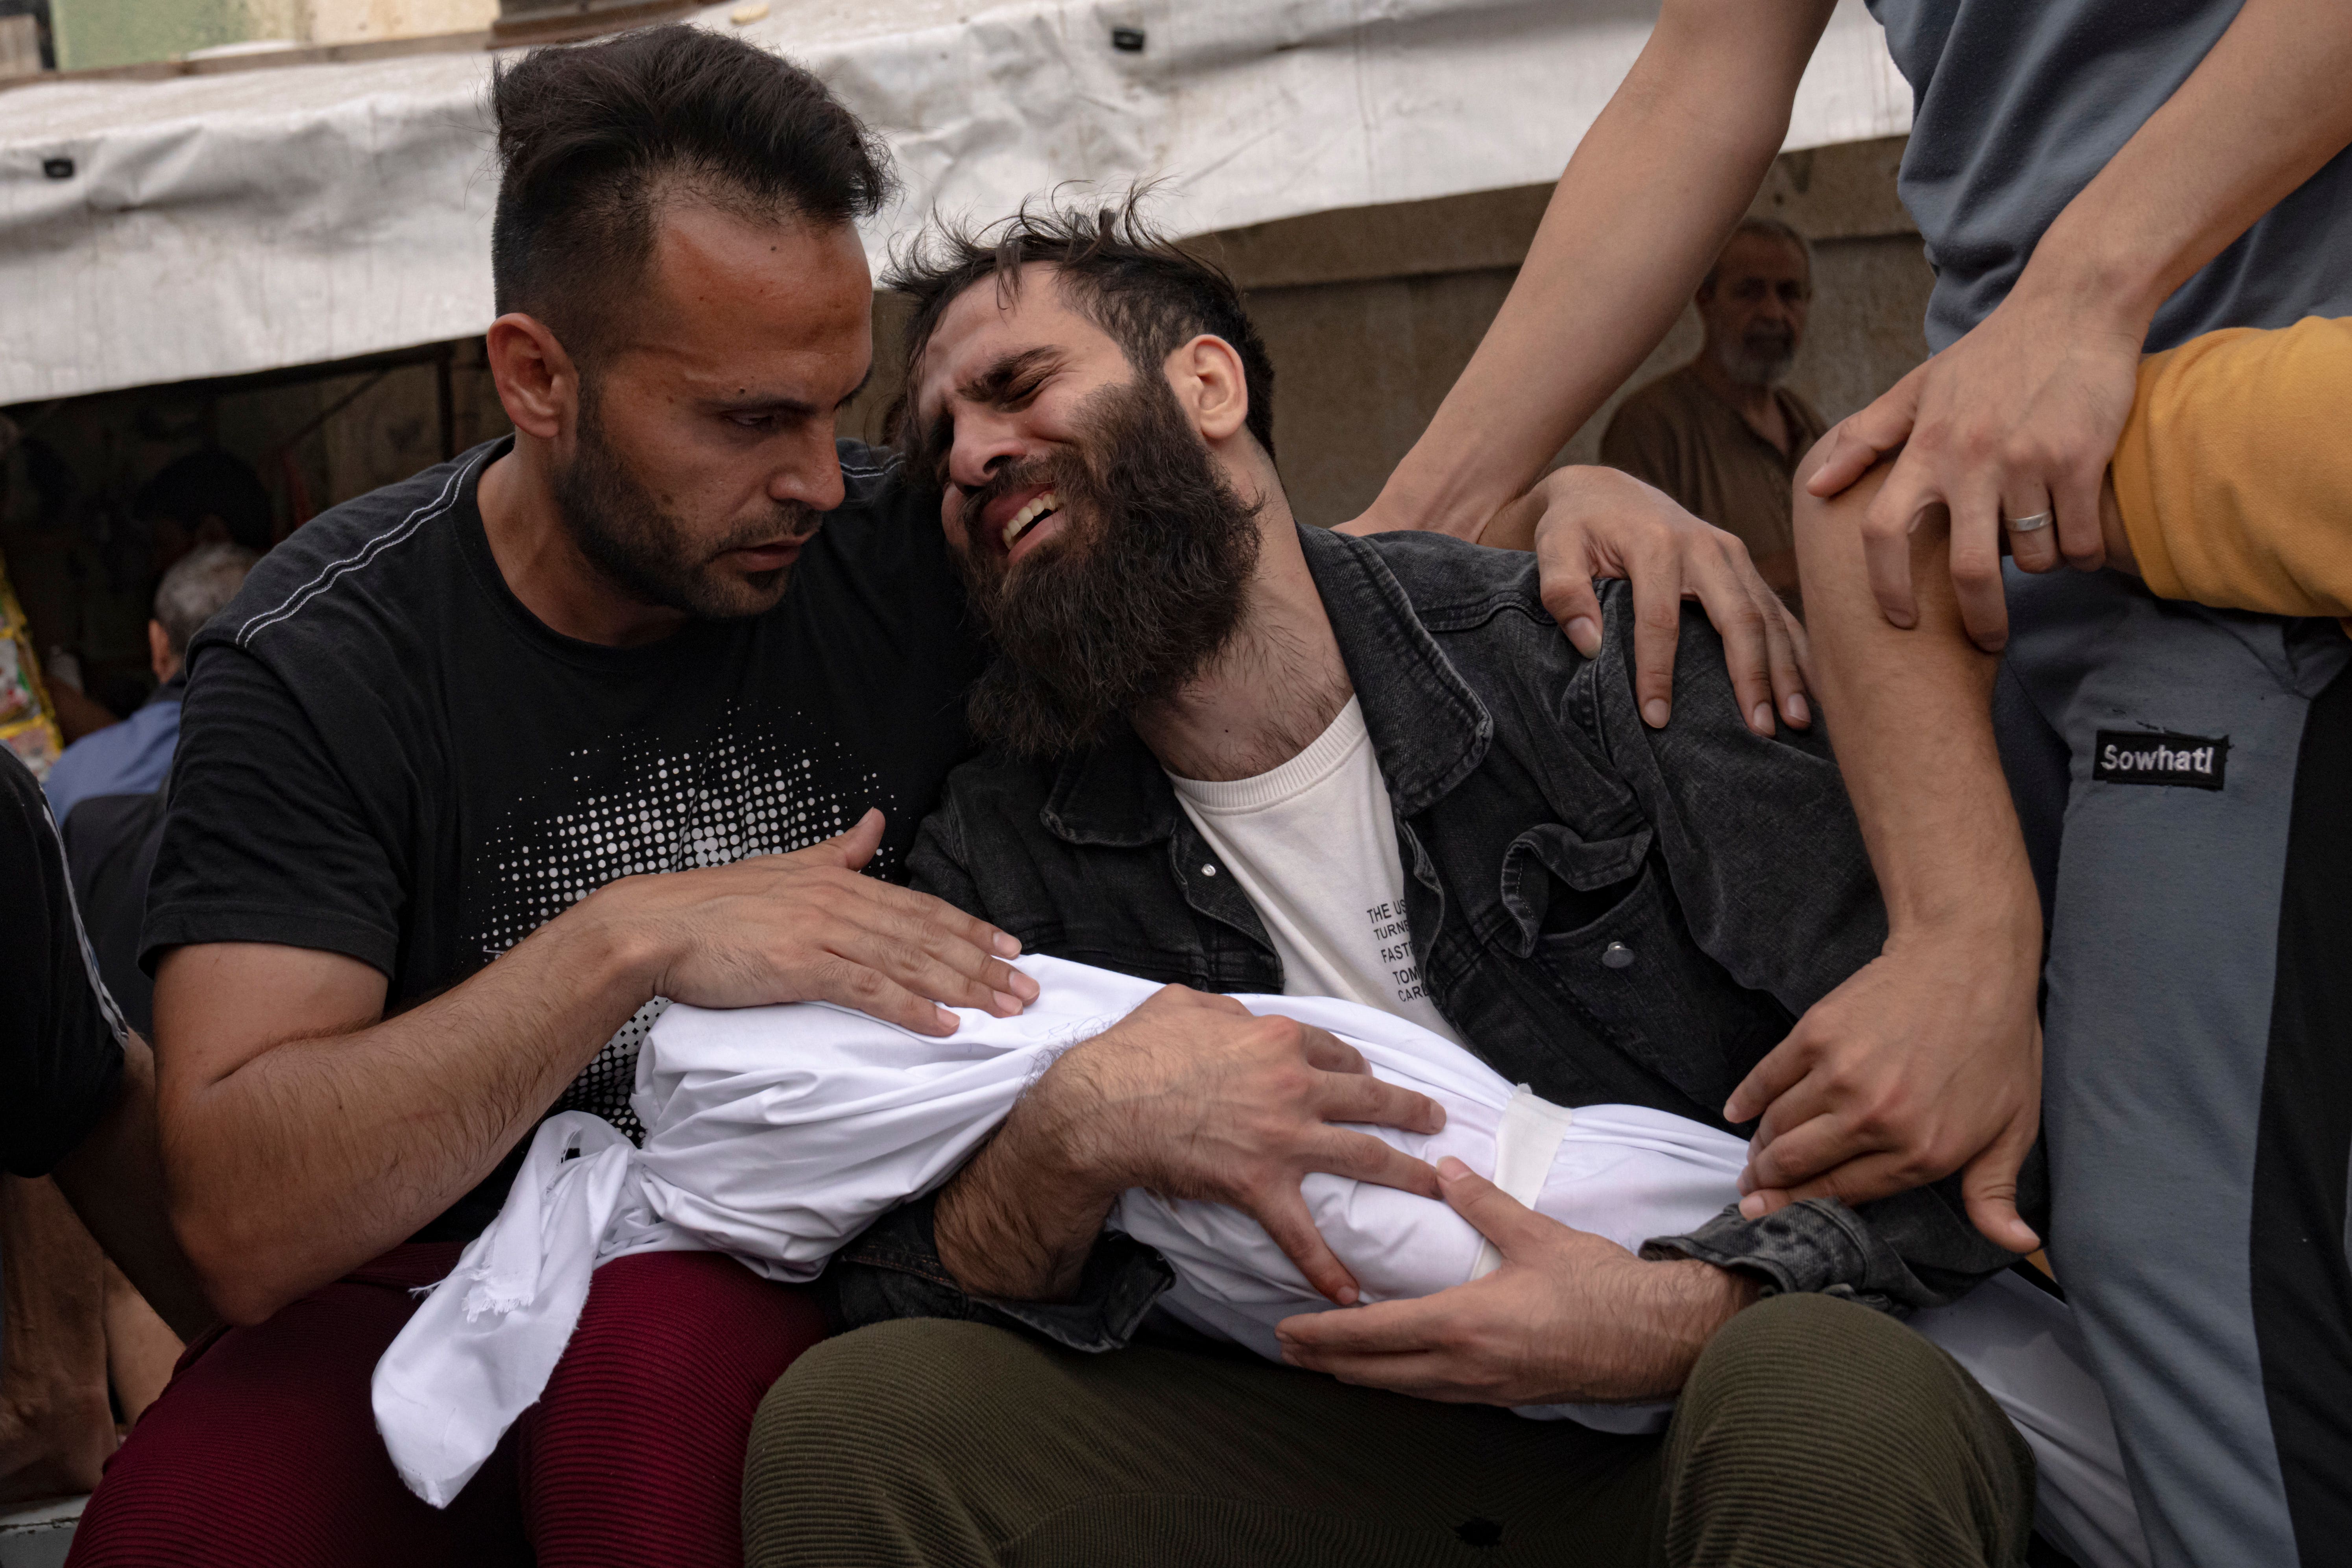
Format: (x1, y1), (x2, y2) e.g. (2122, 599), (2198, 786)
(490, 24), (895, 358)
(133, 449), (273, 552)
(885, 190), (1276, 457)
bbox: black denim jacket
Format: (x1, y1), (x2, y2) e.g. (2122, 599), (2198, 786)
(828, 526), (2027, 1348)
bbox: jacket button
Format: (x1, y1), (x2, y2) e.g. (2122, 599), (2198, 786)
(1602, 941), (1634, 970)
(1201, 864), (1218, 877)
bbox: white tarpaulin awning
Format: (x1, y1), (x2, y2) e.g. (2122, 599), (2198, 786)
(0, 0), (1910, 405)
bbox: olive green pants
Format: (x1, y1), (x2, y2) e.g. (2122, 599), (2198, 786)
(743, 1293), (2032, 1568)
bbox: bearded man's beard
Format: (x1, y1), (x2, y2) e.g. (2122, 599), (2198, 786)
(955, 374), (1264, 758)
(551, 385), (815, 620)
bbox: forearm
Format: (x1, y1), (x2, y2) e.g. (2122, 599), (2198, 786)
(1362, 0), (1832, 537)
(158, 910), (654, 1322)
(932, 1073), (1119, 1302)
(2020, 0), (2352, 338)
(1624, 1260), (1762, 1399)
(1794, 465), (2037, 947)
(49, 1037), (214, 1339)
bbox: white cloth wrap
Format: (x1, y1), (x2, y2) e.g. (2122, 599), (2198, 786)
(370, 955), (2145, 1566)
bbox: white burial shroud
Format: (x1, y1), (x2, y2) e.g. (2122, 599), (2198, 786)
(368, 955), (2149, 1568)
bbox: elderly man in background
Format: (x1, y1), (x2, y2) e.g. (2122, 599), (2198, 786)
(54, 542), (258, 1043)
(1600, 218), (1823, 616)
(45, 543), (257, 832)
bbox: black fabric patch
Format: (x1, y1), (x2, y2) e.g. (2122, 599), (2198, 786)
(2250, 664), (2352, 1564)
(2091, 729), (2228, 790)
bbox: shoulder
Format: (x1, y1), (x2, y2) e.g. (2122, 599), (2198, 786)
(804, 440), (957, 585)
(1341, 528), (1547, 630)
(209, 440), (497, 658)
(932, 743), (1059, 823)
(829, 439), (926, 537)
(835, 438), (910, 505)
(1780, 386), (1830, 440)
(1608, 369), (1699, 430)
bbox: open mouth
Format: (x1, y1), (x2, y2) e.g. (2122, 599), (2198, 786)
(1001, 490), (1060, 554)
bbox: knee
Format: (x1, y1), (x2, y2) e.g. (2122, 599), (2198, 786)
(1667, 1294), (2034, 1564)
(1681, 1293), (1957, 1448)
(552, 1253), (825, 1409)
(744, 1321), (1035, 1566)
(749, 1318), (1026, 1472)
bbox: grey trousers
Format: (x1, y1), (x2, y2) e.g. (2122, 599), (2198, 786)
(1999, 566), (2352, 1568)
(741, 1292), (2032, 1568)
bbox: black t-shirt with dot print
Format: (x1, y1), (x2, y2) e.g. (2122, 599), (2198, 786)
(144, 436), (986, 1241)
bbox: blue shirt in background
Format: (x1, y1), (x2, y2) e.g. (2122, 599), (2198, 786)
(44, 677), (183, 827)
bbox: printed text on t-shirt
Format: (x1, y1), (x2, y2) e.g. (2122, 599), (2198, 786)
(1366, 900), (1428, 1003)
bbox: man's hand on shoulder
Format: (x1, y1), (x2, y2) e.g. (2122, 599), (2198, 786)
(589, 808), (1037, 1034)
(937, 985), (1446, 1306)
(1276, 1156), (1758, 1405)
(1481, 466), (1811, 739)
(1804, 274), (2143, 651)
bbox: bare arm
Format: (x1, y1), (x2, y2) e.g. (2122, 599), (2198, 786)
(1351, 0), (1835, 540)
(1722, 456), (2042, 1252)
(159, 811), (1034, 1325)
(1811, 0), (2352, 644)
(47, 1034), (212, 1340)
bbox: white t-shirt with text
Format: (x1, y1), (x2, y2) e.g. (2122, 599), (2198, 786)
(1167, 696), (1461, 1044)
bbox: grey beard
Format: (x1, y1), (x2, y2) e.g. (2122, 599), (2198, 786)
(1712, 335), (1796, 389)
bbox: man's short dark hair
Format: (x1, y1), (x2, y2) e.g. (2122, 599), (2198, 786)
(886, 191), (1277, 458)
(133, 449), (273, 552)
(490, 24), (894, 360)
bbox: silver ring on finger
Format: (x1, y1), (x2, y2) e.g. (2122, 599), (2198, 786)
(2003, 509), (2054, 534)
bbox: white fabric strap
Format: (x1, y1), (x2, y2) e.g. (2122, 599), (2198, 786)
(1468, 1087), (1577, 1281)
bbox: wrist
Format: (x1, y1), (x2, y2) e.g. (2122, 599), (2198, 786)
(2008, 220), (2164, 342)
(1364, 462), (1502, 541)
(1652, 1261), (1761, 1392)
(543, 881), (667, 1012)
(1004, 1046), (1132, 1201)
(1883, 884), (2040, 959)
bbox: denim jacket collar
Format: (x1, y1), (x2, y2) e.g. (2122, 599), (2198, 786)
(1038, 525), (1494, 848)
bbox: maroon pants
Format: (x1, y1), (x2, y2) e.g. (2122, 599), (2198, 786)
(68, 1245), (828, 1567)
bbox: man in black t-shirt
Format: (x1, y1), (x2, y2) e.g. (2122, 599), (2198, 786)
(1, 750), (209, 1498)
(69, 30), (1046, 1568)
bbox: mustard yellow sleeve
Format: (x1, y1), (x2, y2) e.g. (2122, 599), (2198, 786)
(2110, 315), (2352, 619)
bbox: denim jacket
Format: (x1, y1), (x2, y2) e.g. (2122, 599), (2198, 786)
(828, 526), (2029, 1348)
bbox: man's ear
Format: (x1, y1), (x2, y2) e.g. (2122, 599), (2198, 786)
(1164, 334), (1251, 445)
(148, 619), (177, 684)
(486, 313), (580, 442)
